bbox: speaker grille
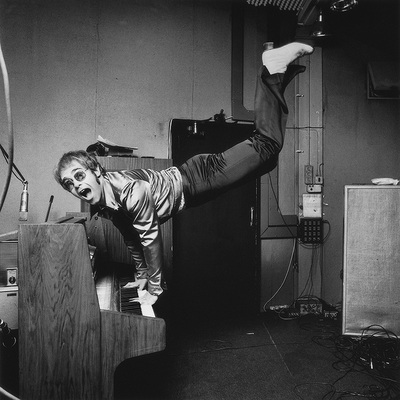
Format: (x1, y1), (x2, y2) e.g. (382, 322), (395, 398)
(246, 0), (305, 12)
(343, 185), (400, 336)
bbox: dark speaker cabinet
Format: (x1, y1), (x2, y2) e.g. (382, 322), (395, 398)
(343, 185), (400, 336)
(170, 119), (260, 321)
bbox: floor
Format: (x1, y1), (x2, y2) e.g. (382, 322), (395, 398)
(114, 308), (400, 400)
(1, 309), (399, 400)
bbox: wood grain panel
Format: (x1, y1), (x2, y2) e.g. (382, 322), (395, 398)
(100, 310), (166, 399)
(18, 222), (166, 399)
(18, 223), (102, 400)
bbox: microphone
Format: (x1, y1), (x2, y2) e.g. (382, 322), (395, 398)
(45, 195), (54, 222)
(19, 181), (28, 221)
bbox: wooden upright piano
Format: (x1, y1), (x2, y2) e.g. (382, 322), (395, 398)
(18, 158), (172, 400)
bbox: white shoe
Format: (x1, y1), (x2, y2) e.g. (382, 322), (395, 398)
(262, 42), (314, 75)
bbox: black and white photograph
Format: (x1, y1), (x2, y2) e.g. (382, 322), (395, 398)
(0, 0), (399, 399)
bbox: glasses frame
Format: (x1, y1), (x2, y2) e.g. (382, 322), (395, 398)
(62, 169), (88, 191)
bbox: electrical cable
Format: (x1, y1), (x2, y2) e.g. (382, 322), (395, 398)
(293, 320), (400, 399)
(0, 386), (19, 400)
(286, 126), (325, 130)
(330, 325), (400, 399)
(0, 38), (14, 214)
(296, 246), (317, 300)
(262, 238), (297, 311)
(0, 143), (25, 183)
(262, 171), (323, 312)
(168, 336), (311, 357)
(260, 172), (297, 239)
(263, 156), (329, 321)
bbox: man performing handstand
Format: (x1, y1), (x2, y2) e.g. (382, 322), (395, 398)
(54, 42), (313, 306)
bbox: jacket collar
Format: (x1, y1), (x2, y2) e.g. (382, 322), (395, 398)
(100, 175), (120, 210)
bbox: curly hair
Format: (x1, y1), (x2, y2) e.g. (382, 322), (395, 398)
(54, 150), (105, 187)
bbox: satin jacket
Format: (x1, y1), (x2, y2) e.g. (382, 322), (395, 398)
(94, 167), (185, 296)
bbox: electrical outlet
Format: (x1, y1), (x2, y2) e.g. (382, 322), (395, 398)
(315, 176), (323, 185)
(7, 268), (18, 286)
(304, 165), (314, 185)
(307, 184), (322, 193)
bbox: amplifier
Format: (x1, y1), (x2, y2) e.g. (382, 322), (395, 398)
(0, 286), (18, 329)
(0, 240), (18, 287)
(343, 185), (400, 336)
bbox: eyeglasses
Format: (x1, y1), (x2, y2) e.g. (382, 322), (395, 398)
(61, 169), (87, 191)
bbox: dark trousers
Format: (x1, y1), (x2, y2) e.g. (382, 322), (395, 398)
(178, 67), (288, 207)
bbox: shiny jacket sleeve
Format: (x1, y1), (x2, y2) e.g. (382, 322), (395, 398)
(119, 179), (164, 296)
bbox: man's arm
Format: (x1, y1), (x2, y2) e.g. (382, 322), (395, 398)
(120, 180), (164, 299)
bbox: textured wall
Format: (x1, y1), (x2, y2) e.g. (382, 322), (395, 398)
(323, 1), (400, 304)
(0, 0), (231, 231)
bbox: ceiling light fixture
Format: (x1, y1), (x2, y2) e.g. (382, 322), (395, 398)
(312, 11), (331, 37)
(330, 0), (358, 12)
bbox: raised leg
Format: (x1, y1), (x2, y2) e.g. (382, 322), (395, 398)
(179, 42), (313, 207)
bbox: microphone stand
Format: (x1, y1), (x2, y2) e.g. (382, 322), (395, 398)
(0, 143), (26, 184)
(0, 143), (29, 220)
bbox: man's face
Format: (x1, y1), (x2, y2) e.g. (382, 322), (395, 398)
(60, 160), (103, 205)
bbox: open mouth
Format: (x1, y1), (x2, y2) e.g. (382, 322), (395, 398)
(79, 188), (91, 198)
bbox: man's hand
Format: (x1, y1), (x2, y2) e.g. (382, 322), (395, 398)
(129, 290), (158, 306)
(122, 278), (147, 291)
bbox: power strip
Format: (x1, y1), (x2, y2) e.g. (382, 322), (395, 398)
(269, 305), (289, 311)
(304, 165), (314, 185)
(296, 299), (322, 315)
(324, 310), (339, 320)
